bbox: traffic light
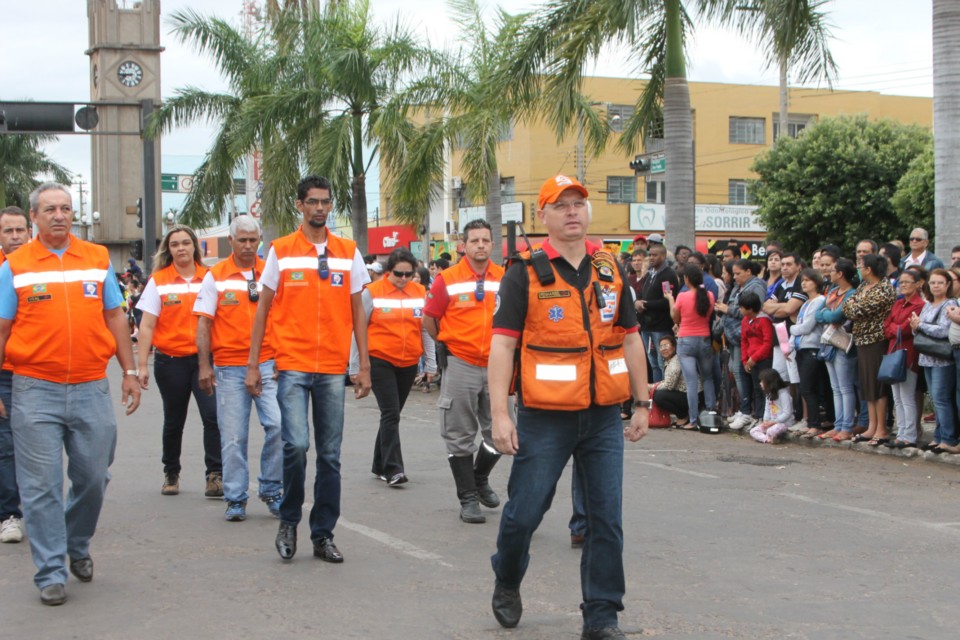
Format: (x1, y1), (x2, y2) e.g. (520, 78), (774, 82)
(135, 198), (143, 229)
(130, 240), (144, 261)
(629, 155), (651, 174)
(0, 102), (74, 133)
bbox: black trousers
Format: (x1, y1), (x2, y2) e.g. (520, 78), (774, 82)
(154, 351), (221, 475)
(653, 388), (690, 420)
(796, 349), (823, 428)
(370, 356), (418, 478)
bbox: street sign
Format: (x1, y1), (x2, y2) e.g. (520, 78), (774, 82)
(160, 173), (178, 192)
(650, 154), (666, 174)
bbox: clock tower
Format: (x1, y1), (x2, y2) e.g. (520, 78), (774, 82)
(87, 0), (163, 268)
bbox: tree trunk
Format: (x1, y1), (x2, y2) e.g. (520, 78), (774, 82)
(0, 181), (7, 208)
(778, 59), (789, 144)
(934, 0), (960, 257)
(663, 0), (695, 253)
(485, 169), (503, 266)
(351, 173), (368, 255)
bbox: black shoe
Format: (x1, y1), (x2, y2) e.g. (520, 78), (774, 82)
(275, 523), (297, 560)
(581, 627), (627, 639)
(492, 583), (522, 628)
(40, 583), (67, 606)
(459, 493), (486, 523)
(69, 556), (93, 582)
(570, 533), (585, 549)
(388, 473), (408, 487)
(313, 537), (344, 563)
(475, 481), (500, 508)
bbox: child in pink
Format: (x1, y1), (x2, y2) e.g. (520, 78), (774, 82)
(750, 369), (794, 443)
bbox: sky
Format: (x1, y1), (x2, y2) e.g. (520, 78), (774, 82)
(2, 0), (935, 214)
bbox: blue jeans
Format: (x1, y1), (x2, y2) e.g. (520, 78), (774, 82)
(728, 344), (752, 415)
(925, 365), (958, 446)
(493, 403), (625, 630)
(215, 362), (282, 504)
(276, 371), (345, 542)
(825, 348), (858, 431)
(11, 376), (117, 589)
(569, 461), (586, 537)
(677, 336), (717, 423)
(641, 330), (670, 383)
(0, 370), (22, 520)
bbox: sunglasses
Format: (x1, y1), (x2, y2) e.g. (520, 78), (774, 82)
(392, 270), (414, 278)
(475, 279), (485, 301)
(317, 251), (329, 280)
(909, 237), (924, 242)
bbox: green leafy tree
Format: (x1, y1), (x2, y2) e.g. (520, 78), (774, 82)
(0, 133), (71, 208)
(750, 115), (932, 256)
(891, 142), (934, 235)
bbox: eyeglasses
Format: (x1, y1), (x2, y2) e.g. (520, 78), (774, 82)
(547, 200), (587, 213)
(475, 279), (485, 301)
(317, 251), (329, 280)
(392, 270), (414, 278)
(909, 237), (924, 242)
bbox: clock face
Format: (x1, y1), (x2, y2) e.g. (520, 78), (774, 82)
(117, 60), (143, 88)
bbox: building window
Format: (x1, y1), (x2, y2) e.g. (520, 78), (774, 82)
(500, 177), (515, 204)
(728, 179), (754, 205)
(608, 104), (634, 133)
(646, 179), (665, 204)
(773, 114), (815, 141)
(729, 117), (765, 145)
(607, 176), (637, 204)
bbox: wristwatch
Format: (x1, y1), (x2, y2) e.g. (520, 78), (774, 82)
(124, 369), (140, 377)
(634, 400), (652, 409)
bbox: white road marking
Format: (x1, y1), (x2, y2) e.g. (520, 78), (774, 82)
(780, 493), (960, 535)
(338, 518), (454, 568)
(630, 460), (720, 479)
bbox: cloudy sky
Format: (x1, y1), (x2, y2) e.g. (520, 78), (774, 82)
(3, 0), (934, 208)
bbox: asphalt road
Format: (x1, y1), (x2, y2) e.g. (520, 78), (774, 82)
(2, 363), (959, 639)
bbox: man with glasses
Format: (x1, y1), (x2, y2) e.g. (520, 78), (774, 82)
(423, 218), (504, 524)
(900, 227), (944, 271)
(195, 215), (282, 523)
(246, 175), (372, 563)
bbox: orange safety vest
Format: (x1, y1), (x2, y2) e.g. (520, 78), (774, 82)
(366, 277), (426, 368)
(435, 260), (503, 367)
(516, 248), (631, 411)
(149, 263), (208, 357)
(195, 254), (276, 367)
(269, 226), (357, 374)
(5, 236), (116, 384)
(0, 251), (9, 373)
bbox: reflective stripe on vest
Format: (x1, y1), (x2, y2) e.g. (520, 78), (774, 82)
(12, 268), (109, 289)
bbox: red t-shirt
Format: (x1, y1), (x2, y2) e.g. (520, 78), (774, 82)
(675, 289), (715, 338)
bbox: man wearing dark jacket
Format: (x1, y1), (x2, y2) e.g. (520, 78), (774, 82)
(636, 242), (678, 382)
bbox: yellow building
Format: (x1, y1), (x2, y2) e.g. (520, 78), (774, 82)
(381, 77), (932, 257)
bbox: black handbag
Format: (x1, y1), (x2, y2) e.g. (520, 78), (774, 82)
(914, 304), (954, 360)
(877, 328), (908, 383)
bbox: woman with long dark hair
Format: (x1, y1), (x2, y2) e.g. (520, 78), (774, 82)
(666, 264), (717, 429)
(815, 258), (859, 441)
(136, 225), (221, 496)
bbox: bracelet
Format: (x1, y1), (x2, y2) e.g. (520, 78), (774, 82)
(124, 369), (139, 377)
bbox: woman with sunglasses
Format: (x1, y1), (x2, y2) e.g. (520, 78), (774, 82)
(353, 248), (436, 486)
(136, 225), (221, 497)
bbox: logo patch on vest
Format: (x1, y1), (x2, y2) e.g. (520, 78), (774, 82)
(548, 305), (564, 323)
(32, 284), (47, 294)
(221, 291), (240, 306)
(591, 251), (617, 282)
(537, 290), (572, 300)
(290, 271), (304, 281)
(163, 294), (181, 306)
(82, 282), (99, 298)
(331, 272), (344, 287)
(600, 287), (617, 322)
(413, 307), (423, 318)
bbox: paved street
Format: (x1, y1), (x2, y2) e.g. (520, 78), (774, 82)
(2, 362), (959, 639)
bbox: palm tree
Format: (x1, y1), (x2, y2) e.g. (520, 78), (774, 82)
(733, 0), (837, 142)
(149, 1), (431, 253)
(0, 133), (71, 208)
(506, 0), (835, 250)
(933, 0), (960, 257)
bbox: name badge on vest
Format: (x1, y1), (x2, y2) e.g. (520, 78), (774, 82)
(164, 294), (181, 306)
(83, 282), (99, 298)
(591, 251), (617, 283)
(28, 284), (51, 303)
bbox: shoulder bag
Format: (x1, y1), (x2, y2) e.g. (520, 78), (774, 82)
(914, 304), (954, 360)
(877, 328), (908, 383)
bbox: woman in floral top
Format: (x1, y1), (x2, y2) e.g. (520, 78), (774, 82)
(842, 254), (895, 446)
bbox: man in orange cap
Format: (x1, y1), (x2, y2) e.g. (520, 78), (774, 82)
(488, 175), (650, 639)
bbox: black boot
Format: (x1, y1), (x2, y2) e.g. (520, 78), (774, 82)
(473, 444), (502, 508)
(449, 455), (485, 523)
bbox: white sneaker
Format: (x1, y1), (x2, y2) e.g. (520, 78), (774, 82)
(0, 516), (24, 543)
(728, 413), (748, 430)
(740, 417), (758, 431)
(789, 420), (808, 433)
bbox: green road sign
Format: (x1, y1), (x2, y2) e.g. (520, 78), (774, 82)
(650, 155), (666, 174)
(161, 174), (179, 192)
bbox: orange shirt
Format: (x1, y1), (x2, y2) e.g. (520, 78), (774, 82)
(148, 263), (208, 357)
(194, 254), (276, 367)
(424, 259), (503, 367)
(366, 277), (426, 368)
(268, 228), (357, 374)
(5, 236), (116, 383)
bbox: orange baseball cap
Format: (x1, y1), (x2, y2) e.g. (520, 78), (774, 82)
(538, 175), (589, 210)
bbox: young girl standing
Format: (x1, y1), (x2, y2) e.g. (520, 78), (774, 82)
(750, 369), (795, 444)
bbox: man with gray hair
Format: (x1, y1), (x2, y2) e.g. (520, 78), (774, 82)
(900, 227), (944, 271)
(0, 182), (140, 605)
(194, 215), (282, 522)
